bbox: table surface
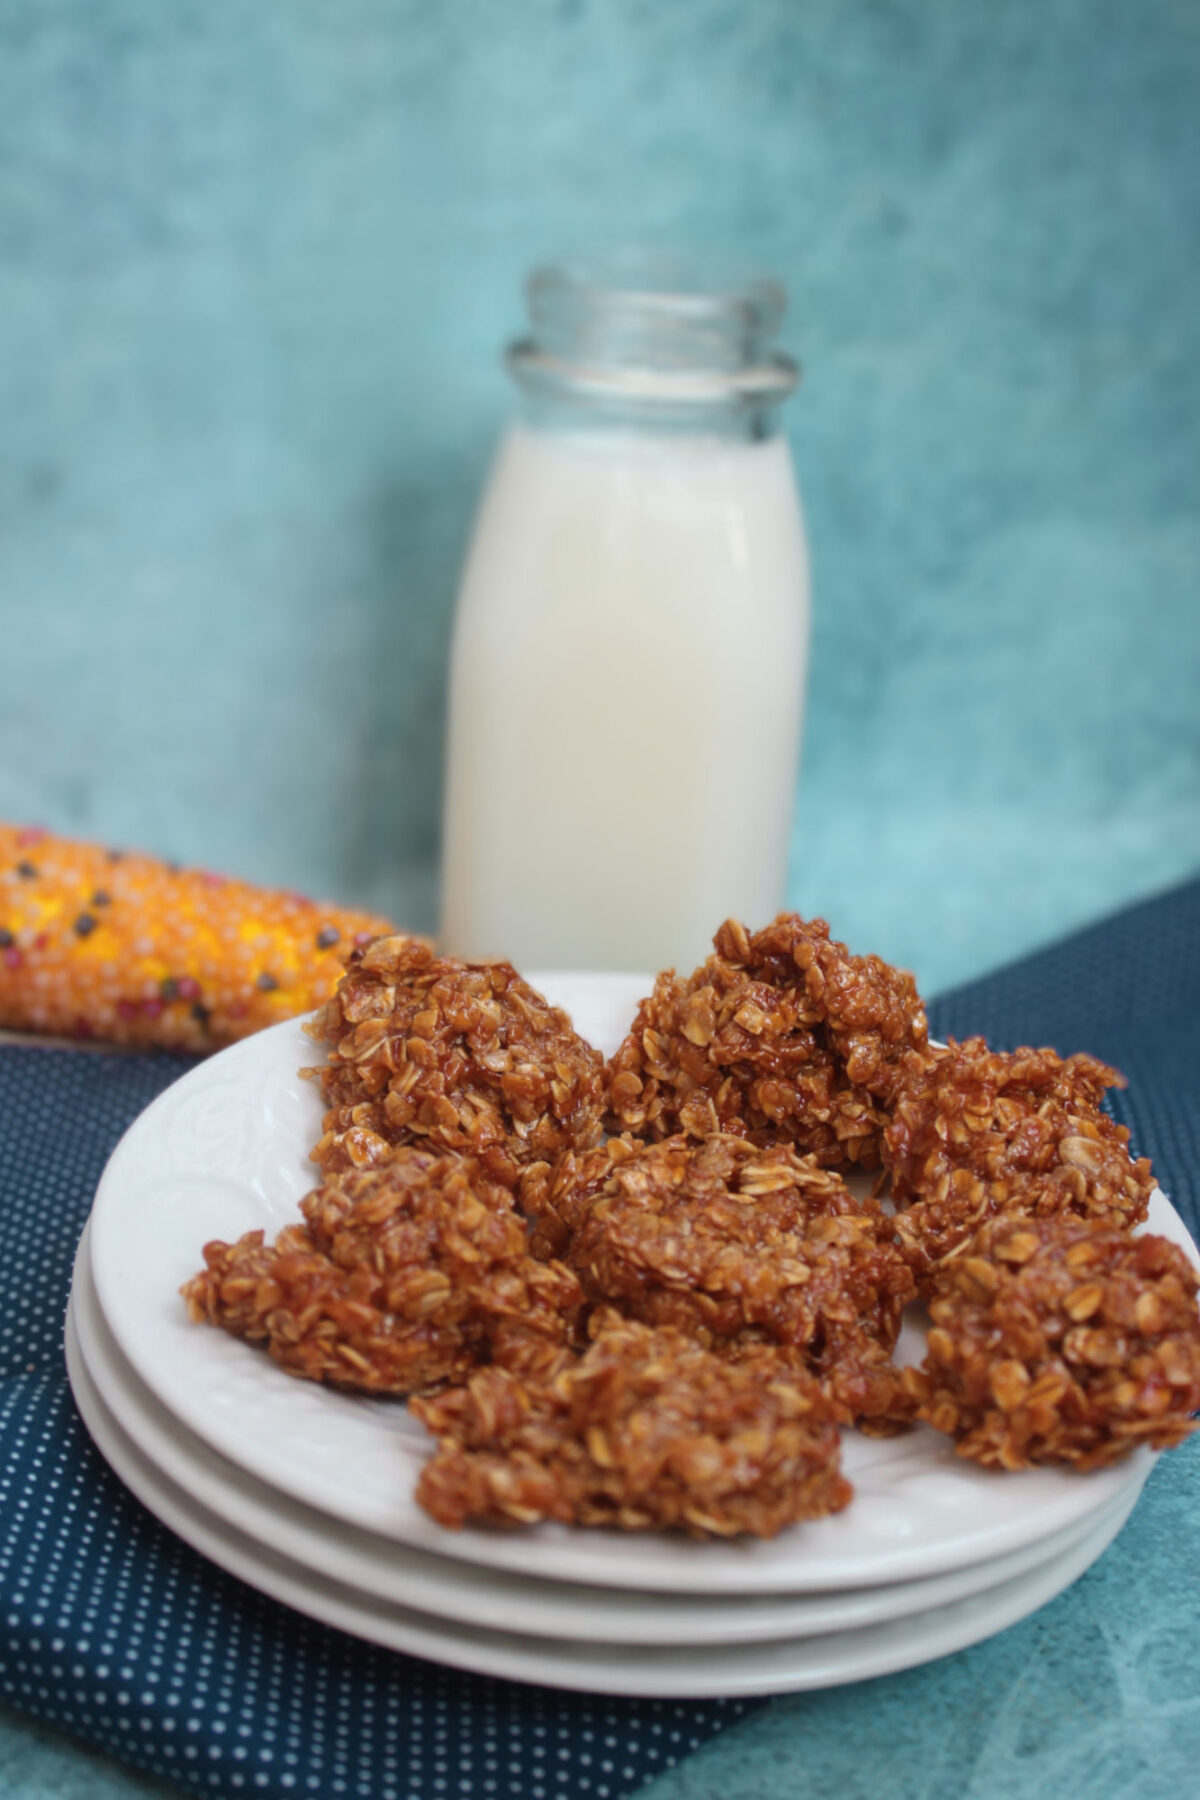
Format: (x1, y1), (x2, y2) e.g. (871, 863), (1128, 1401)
(4, 1430), (1199, 1800)
(3, 892), (1199, 1800)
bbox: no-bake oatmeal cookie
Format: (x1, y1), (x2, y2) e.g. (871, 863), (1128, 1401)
(306, 937), (606, 1192)
(412, 1308), (852, 1537)
(903, 1214), (1200, 1470)
(605, 914), (928, 1170)
(182, 909), (1191, 1537)
(182, 1149), (582, 1394)
(538, 1132), (914, 1427)
(885, 1038), (1154, 1286)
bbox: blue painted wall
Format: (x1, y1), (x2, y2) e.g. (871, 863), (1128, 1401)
(2, 0), (1198, 994)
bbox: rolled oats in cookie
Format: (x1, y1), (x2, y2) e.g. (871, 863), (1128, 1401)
(541, 1132), (915, 1427)
(522, 1133), (644, 1260)
(306, 937), (606, 1189)
(886, 1038), (1154, 1286)
(182, 1150), (582, 1394)
(412, 1309), (852, 1537)
(903, 1214), (1200, 1470)
(605, 914), (928, 1170)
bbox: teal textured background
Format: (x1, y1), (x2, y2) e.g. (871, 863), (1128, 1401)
(1, 0), (1197, 995)
(638, 1437), (1200, 1800)
(0, 8), (1199, 1796)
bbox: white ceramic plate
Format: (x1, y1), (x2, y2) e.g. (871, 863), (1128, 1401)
(87, 976), (1191, 1595)
(70, 1224), (1143, 1648)
(65, 1305), (1140, 1700)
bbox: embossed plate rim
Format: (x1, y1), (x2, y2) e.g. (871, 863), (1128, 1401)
(65, 1307), (1142, 1698)
(70, 1223), (1144, 1645)
(87, 977), (1186, 1595)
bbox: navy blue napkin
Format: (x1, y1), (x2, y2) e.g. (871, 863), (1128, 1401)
(1, 876), (1198, 1800)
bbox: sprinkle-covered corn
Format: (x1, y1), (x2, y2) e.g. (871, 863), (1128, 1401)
(0, 824), (402, 1052)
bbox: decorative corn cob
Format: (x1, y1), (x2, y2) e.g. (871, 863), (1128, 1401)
(0, 824), (401, 1052)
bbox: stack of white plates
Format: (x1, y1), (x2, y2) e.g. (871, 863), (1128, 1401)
(66, 975), (1193, 1699)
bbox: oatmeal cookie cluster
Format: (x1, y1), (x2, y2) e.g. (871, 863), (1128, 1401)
(412, 1310), (851, 1537)
(182, 1151), (581, 1393)
(185, 910), (1200, 1536)
(886, 1038), (1154, 1285)
(306, 936), (606, 1190)
(901, 1217), (1200, 1469)
(605, 915), (929, 1169)
(555, 1134), (914, 1428)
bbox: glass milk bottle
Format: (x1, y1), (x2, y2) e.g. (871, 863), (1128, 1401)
(440, 254), (810, 974)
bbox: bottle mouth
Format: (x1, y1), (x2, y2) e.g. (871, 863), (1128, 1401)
(507, 252), (800, 409)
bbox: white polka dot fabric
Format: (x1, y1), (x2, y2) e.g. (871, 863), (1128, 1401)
(8, 879), (1198, 1797)
(0, 1046), (751, 1800)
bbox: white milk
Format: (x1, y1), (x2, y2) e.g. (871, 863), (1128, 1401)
(439, 423), (810, 973)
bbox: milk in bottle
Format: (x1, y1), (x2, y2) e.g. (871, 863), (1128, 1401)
(440, 255), (810, 974)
